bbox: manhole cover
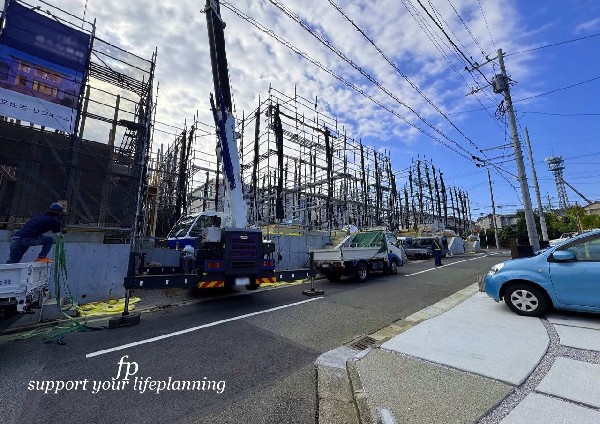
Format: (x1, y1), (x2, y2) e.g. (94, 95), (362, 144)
(350, 335), (377, 350)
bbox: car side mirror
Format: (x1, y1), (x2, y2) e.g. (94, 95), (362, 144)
(551, 250), (576, 262)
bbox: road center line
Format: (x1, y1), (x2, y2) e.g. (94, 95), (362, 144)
(406, 259), (470, 276)
(86, 297), (323, 358)
(404, 253), (493, 277)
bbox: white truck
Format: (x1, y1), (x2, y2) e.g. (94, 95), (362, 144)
(312, 230), (405, 282)
(0, 262), (50, 315)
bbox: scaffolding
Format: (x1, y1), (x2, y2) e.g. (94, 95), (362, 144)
(402, 159), (473, 235)
(239, 87), (400, 231)
(144, 87), (474, 238)
(0, 1), (156, 233)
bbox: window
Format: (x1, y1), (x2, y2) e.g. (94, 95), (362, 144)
(189, 215), (222, 237)
(34, 68), (60, 83)
(385, 233), (398, 247)
(32, 80), (58, 97)
(560, 235), (600, 262)
(350, 231), (384, 247)
(167, 215), (198, 238)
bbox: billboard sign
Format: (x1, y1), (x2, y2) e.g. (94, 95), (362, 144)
(0, 2), (91, 132)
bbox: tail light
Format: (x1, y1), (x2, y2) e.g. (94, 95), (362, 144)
(262, 259), (274, 268)
(206, 260), (224, 270)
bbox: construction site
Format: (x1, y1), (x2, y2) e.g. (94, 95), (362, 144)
(0, 0), (474, 308)
(147, 86), (474, 239)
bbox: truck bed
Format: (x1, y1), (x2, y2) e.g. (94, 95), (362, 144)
(0, 262), (50, 313)
(312, 246), (384, 262)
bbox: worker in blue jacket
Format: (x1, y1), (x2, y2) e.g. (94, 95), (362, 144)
(431, 236), (443, 267)
(6, 203), (65, 264)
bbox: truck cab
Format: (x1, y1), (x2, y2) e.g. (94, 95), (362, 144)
(166, 211), (229, 249)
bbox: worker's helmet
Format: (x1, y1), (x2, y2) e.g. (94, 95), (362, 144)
(48, 203), (64, 213)
(183, 245), (195, 255)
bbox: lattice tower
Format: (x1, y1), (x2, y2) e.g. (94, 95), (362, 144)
(545, 156), (569, 210)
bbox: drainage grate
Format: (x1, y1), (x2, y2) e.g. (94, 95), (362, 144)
(350, 335), (377, 350)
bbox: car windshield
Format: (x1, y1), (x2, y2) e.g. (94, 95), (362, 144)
(415, 238), (433, 247)
(167, 215), (198, 238)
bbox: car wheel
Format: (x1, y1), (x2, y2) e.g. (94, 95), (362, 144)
(326, 272), (342, 282)
(354, 263), (368, 282)
(504, 284), (549, 317)
(388, 260), (398, 275)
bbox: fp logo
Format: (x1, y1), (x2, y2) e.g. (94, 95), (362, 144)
(113, 355), (139, 381)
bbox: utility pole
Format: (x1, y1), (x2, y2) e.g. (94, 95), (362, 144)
(524, 127), (548, 241)
(487, 168), (500, 249)
(494, 49), (540, 251)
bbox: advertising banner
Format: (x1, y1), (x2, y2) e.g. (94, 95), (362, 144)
(0, 2), (91, 132)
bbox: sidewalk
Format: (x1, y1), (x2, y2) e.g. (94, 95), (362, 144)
(317, 285), (600, 423)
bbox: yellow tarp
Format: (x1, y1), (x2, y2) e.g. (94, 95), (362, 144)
(77, 297), (141, 317)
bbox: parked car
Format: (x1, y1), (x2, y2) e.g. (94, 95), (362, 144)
(481, 229), (600, 316)
(403, 237), (432, 260)
(548, 231), (578, 246)
(403, 236), (448, 260)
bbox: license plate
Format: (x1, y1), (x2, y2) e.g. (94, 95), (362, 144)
(235, 277), (250, 286)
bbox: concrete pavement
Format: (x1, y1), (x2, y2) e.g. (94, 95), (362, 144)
(317, 285), (600, 424)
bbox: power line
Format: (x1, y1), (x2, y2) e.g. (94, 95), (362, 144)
(398, 0), (502, 132)
(220, 1), (472, 161)
(262, 0), (480, 160)
(444, 0), (487, 57)
(477, 0), (497, 52)
(516, 75), (600, 102)
(451, 74), (600, 114)
(522, 111), (600, 117)
(267, 0), (475, 158)
(414, 0), (476, 69)
(326, 0), (486, 157)
(405, 1), (518, 192)
(507, 31), (600, 57)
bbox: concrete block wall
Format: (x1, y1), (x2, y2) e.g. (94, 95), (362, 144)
(0, 230), (333, 304)
(0, 231), (130, 304)
(270, 232), (331, 270)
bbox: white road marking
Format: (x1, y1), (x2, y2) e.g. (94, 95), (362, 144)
(468, 255), (487, 261)
(405, 254), (493, 276)
(86, 297), (323, 358)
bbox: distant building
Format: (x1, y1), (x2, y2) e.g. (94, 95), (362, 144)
(476, 213), (518, 230)
(584, 201), (600, 216)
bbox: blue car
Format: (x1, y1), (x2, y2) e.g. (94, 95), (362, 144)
(481, 230), (600, 316)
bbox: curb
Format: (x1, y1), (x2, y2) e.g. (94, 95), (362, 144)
(315, 282), (480, 424)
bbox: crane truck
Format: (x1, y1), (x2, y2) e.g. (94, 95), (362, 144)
(121, 0), (275, 299)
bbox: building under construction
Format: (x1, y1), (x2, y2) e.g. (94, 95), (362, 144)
(0, 1), (155, 239)
(147, 87), (473, 237)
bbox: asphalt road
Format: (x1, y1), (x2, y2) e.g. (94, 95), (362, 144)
(0, 251), (507, 424)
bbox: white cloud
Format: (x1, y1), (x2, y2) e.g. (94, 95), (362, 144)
(575, 17), (600, 33)
(14, 0), (533, 165)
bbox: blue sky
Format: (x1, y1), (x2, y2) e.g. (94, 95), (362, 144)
(12, 0), (600, 219)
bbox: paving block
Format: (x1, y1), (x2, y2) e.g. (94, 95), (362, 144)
(501, 393), (600, 424)
(382, 293), (548, 384)
(555, 324), (600, 351)
(536, 357), (600, 408)
(546, 313), (600, 330)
